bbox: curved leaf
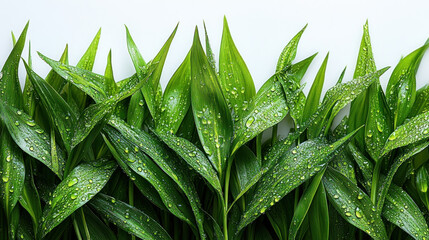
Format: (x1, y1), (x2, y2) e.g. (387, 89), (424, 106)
(0, 101), (65, 178)
(238, 128), (359, 230)
(276, 25), (306, 72)
(191, 28), (233, 175)
(219, 17), (256, 121)
(38, 158), (116, 238)
(90, 193), (172, 240)
(323, 167), (387, 240)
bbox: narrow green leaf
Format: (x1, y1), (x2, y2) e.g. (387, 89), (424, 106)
(126, 91), (147, 129)
(107, 116), (205, 239)
(383, 184), (429, 240)
(153, 130), (222, 195)
(203, 22), (216, 73)
(45, 45), (69, 92)
(23, 42), (36, 117)
(383, 111), (429, 155)
(323, 167), (387, 240)
(38, 158), (116, 238)
(0, 101), (65, 178)
(102, 128), (195, 227)
(90, 193), (172, 240)
(0, 21), (28, 109)
(348, 21), (377, 151)
(238, 128), (359, 230)
(74, 207), (116, 240)
(0, 132), (24, 217)
(302, 53), (329, 123)
(219, 17), (256, 121)
(308, 183), (329, 240)
(191, 27), (233, 175)
(289, 169), (326, 240)
(104, 50), (118, 96)
(386, 41), (429, 128)
(276, 25), (307, 72)
(24, 62), (77, 153)
(157, 52), (192, 134)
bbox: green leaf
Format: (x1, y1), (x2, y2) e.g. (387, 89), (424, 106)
(24, 62), (77, 153)
(103, 50), (118, 96)
(309, 68), (389, 138)
(126, 91), (147, 129)
(289, 169), (326, 240)
(102, 125), (196, 227)
(348, 21), (377, 151)
(364, 81), (392, 161)
(90, 193), (172, 240)
(23, 42), (36, 117)
(153, 130), (222, 195)
(38, 158), (116, 238)
(0, 101), (65, 178)
(382, 111), (429, 155)
(0, 132), (24, 217)
(323, 167), (387, 240)
(219, 17), (256, 121)
(74, 207), (116, 240)
(276, 25), (307, 72)
(0, 21), (28, 109)
(45, 45), (69, 92)
(383, 184), (429, 240)
(386, 41), (429, 128)
(238, 128), (359, 230)
(377, 142), (429, 213)
(191, 27), (233, 175)
(302, 53), (329, 123)
(129, 25), (178, 122)
(157, 52), (192, 134)
(308, 183), (329, 240)
(71, 29), (101, 109)
(107, 116), (205, 239)
(203, 22), (217, 73)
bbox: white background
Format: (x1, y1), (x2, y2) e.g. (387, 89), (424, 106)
(1, 0), (429, 95)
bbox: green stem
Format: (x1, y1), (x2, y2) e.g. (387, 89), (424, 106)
(72, 217), (83, 240)
(223, 158), (234, 240)
(80, 208), (91, 240)
(371, 160), (382, 204)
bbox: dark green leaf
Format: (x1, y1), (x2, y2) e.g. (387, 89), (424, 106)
(386, 42), (429, 128)
(103, 50), (118, 96)
(323, 167), (387, 240)
(219, 17), (256, 121)
(90, 193), (172, 240)
(38, 158), (116, 238)
(191, 28), (233, 175)
(238, 128), (359, 230)
(308, 183), (329, 240)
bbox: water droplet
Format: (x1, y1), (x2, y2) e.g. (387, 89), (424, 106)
(357, 192), (364, 200)
(70, 193), (78, 200)
(124, 147), (129, 153)
(14, 121), (19, 126)
(333, 194), (339, 199)
(245, 117), (255, 127)
(388, 134), (396, 141)
(2, 176), (9, 182)
(68, 177), (78, 187)
(355, 207), (363, 218)
(29, 146), (34, 151)
(26, 120), (36, 127)
(16, 110), (22, 115)
(292, 149), (297, 154)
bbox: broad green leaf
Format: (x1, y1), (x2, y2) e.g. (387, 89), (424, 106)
(386, 42), (429, 128)
(238, 128), (359, 230)
(377, 142), (429, 212)
(71, 29), (101, 110)
(219, 17), (256, 121)
(90, 193), (172, 240)
(302, 53), (328, 123)
(0, 101), (65, 178)
(323, 167), (387, 240)
(24, 62), (77, 153)
(157, 52), (192, 134)
(364, 81), (392, 161)
(153, 130), (222, 195)
(349, 22), (377, 151)
(0, 132), (24, 217)
(232, 74), (288, 153)
(383, 184), (429, 240)
(382, 111), (429, 155)
(416, 165), (429, 193)
(309, 68), (389, 138)
(289, 169), (326, 240)
(191, 28), (233, 175)
(410, 84), (429, 117)
(46, 45), (69, 92)
(0, 21), (28, 109)
(107, 116), (205, 239)
(102, 125), (196, 227)
(38, 158), (116, 238)
(127, 91), (147, 129)
(276, 25), (307, 72)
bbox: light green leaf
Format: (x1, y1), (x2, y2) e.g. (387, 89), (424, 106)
(276, 25), (307, 72)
